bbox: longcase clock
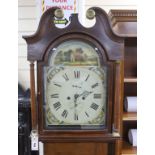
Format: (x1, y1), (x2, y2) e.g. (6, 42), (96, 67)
(23, 7), (124, 155)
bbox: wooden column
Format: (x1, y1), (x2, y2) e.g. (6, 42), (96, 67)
(30, 61), (37, 130)
(114, 61), (124, 155)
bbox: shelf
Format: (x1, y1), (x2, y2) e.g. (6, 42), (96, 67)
(122, 141), (137, 155)
(124, 78), (137, 83)
(123, 112), (137, 121)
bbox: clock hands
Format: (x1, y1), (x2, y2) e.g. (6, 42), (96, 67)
(71, 91), (93, 109)
(74, 91), (93, 102)
(74, 94), (79, 106)
(82, 91), (93, 99)
(77, 91), (93, 99)
(73, 94), (79, 120)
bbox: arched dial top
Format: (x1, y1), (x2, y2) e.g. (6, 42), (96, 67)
(49, 40), (100, 66)
(43, 39), (107, 129)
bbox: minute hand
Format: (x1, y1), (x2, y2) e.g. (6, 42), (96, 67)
(77, 91), (93, 99)
(72, 91), (93, 109)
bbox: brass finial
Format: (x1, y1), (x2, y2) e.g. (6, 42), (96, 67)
(86, 9), (96, 20)
(54, 9), (64, 19)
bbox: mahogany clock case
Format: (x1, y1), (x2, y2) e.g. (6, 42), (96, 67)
(23, 7), (124, 144)
(38, 34), (113, 132)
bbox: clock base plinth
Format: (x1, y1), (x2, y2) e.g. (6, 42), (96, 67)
(44, 143), (109, 155)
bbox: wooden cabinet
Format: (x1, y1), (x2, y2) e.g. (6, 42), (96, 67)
(23, 7), (125, 155)
(109, 10), (137, 155)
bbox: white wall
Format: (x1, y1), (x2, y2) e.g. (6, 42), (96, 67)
(18, 0), (137, 90)
(18, 0), (37, 90)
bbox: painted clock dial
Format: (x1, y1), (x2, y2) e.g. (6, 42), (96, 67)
(43, 40), (107, 129)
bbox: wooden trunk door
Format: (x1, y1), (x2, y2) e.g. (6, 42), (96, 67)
(44, 143), (109, 155)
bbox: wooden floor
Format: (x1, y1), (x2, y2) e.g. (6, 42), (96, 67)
(122, 141), (137, 155)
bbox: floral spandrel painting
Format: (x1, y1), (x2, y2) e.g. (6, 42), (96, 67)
(51, 40), (100, 66)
